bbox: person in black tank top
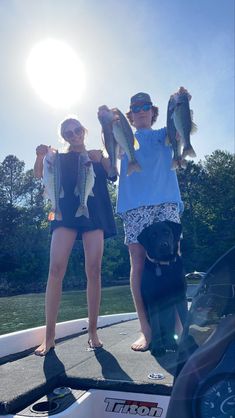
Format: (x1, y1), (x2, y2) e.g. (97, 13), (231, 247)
(33, 116), (116, 356)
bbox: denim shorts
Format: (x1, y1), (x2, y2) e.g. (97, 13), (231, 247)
(121, 203), (181, 245)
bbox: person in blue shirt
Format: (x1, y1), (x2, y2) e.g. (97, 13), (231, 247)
(116, 92), (184, 351)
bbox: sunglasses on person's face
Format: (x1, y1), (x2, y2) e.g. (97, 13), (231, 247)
(131, 103), (152, 113)
(63, 126), (83, 140)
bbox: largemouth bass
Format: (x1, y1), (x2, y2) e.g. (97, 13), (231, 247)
(43, 148), (64, 220)
(74, 152), (95, 218)
(172, 87), (197, 160)
(98, 105), (141, 176)
(167, 95), (187, 169)
(111, 108), (141, 176)
(167, 87), (197, 169)
(98, 105), (119, 181)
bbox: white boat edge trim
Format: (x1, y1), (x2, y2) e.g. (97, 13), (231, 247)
(0, 312), (137, 358)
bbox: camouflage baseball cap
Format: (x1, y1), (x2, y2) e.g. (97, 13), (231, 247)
(130, 92), (152, 106)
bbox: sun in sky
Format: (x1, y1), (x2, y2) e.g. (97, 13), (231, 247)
(26, 39), (86, 109)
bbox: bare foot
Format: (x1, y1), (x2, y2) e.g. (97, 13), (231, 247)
(131, 332), (151, 352)
(34, 340), (55, 356)
(87, 332), (103, 350)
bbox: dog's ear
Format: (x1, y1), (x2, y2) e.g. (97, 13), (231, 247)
(164, 221), (182, 242)
(137, 226), (150, 250)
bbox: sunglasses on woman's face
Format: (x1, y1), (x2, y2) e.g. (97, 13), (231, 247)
(63, 126), (83, 140)
(131, 103), (152, 113)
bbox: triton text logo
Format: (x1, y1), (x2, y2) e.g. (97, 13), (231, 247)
(104, 397), (163, 416)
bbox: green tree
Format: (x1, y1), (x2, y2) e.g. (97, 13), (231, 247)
(0, 155), (25, 206)
(1, 150), (234, 295)
(0, 156), (49, 294)
(178, 150), (235, 272)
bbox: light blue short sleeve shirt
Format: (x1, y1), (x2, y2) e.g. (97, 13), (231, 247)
(116, 127), (184, 214)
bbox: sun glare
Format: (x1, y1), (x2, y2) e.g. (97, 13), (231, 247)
(26, 39), (86, 109)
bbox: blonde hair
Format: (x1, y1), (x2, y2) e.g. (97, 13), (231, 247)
(59, 117), (87, 139)
(58, 116), (88, 152)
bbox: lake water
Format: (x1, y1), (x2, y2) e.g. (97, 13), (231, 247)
(0, 284), (198, 336)
(0, 285), (135, 335)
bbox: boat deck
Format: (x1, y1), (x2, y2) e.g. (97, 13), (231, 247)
(0, 319), (178, 415)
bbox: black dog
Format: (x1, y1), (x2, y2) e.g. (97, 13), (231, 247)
(137, 221), (188, 356)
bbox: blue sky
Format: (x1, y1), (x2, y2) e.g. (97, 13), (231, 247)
(0, 0), (234, 170)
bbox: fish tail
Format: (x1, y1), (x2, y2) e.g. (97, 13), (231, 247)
(182, 145), (196, 159)
(180, 159), (188, 169)
(165, 135), (171, 146)
(171, 159), (179, 170)
(171, 155), (188, 170)
(108, 166), (119, 181)
(59, 187), (64, 198)
(127, 160), (142, 176)
(55, 210), (62, 221)
(74, 185), (80, 197)
(75, 204), (89, 218)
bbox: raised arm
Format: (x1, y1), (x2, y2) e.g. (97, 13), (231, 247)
(34, 144), (49, 179)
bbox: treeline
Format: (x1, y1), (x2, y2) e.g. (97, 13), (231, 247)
(0, 150), (234, 296)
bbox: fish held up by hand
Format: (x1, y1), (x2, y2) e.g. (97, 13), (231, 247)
(74, 152), (95, 218)
(112, 108), (141, 176)
(97, 105), (119, 181)
(167, 86), (197, 169)
(97, 105), (141, 176)
(43, 148), (64, 220)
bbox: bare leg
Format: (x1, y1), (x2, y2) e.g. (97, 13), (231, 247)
(129, 243), (152, 351)
(35, 227), (77, 356)
(83, 229), (104, 348)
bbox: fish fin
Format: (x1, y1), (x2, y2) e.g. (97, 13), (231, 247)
(74, 186), (80, 197)
(180, 159), (188, 169)
(171, 157), (185, 170)
(127, 161), (142, 176)
(171, 159), (179, 170)
(176, 131), (181, 141)
(89, 190), (95, 197)
(191, 121), (197, 134)
(165, 135), (171, 145)
(59, 187), (64, 198)
(182, 145), (197, 159)
(55, 211), (62, 221)
(75, 205), (89, 218)
(117, 145), (125, 159)
(171, 156), (188, 170)
(134, 137), (140, 150)
(48, 211), (55, 221)
(190, 110), (197, 133)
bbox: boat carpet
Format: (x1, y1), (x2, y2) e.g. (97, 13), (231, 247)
(0, 319), (178, 415)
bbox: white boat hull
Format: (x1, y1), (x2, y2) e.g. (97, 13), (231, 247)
(1, 313), (171, 418)
(5, 388), (170, 418)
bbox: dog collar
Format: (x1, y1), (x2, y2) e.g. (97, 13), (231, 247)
(146, 253), (178, 277)
(146, 253), (170, 265)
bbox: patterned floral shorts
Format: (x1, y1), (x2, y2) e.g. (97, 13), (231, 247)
(121, 203), (181, 245)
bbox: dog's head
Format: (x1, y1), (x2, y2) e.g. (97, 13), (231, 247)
(137, 221), (182, 262)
